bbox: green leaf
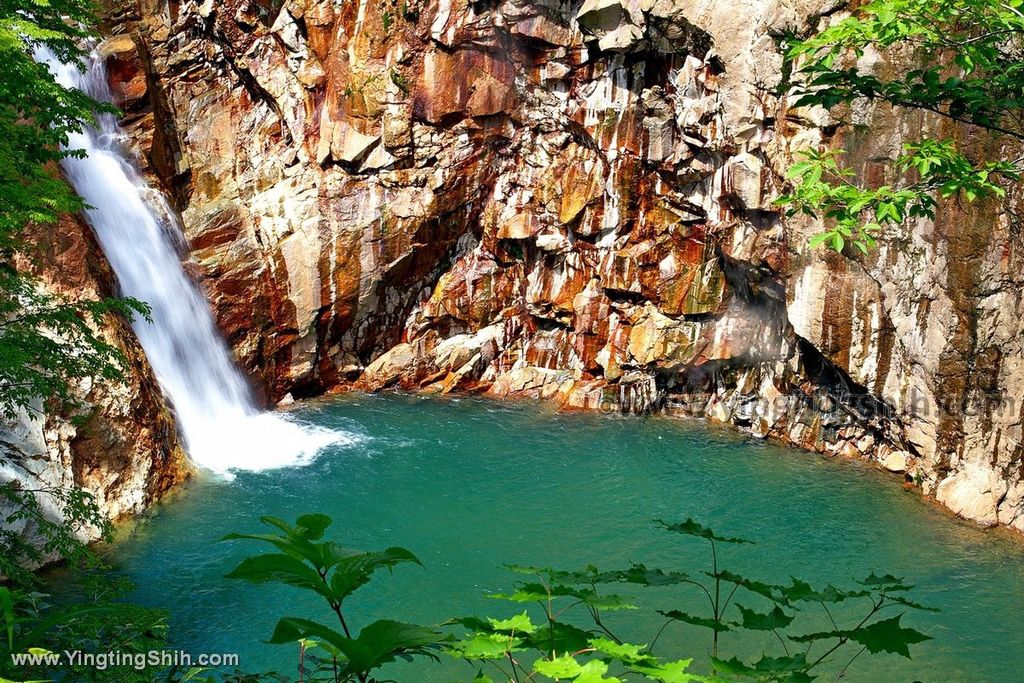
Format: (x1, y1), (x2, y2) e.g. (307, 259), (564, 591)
(490, 581), (633, 610)
(535, 657), (621, 682)
(613, 564), (691, 587)
(222, 515), (331, 567)
(523, 620), (595, 654)
(579, 592), (637, 611)
(271, 617), (446, 674)
(589, 637), (650, 663)
(712, 570), (787, 604)
(180, 668), (215, 682)
(831, 232), (845, 252)
(658, 610), (730, 632)
(504, 564), (550, 575)
(0, 587), (13, 650)
(488, 584), (550, 603)
(299, 636), (341, 658)
(577, 660), (622, 682)
(344, 619), (446, 672)
(858, 572), (913, 592)
(448, 632), (523, 659)
(656, 519), (752, 544)
(808, 232), (832, 249)
(18, 603), (120, 649)
(884, 180), (913, 215)
(268, 617), (349, 651)
(328, 547), (421, 602)
(224, 553), (331, 599)
(535, 653), (585, 677)
(887, 595), (940, 613)
(220, 532), (322, 567)
(487, 612), (537, 634)
(630, 659), (698, 683)
(712, 653), (811, 679)
(449, 615), (593, 655)
(295, 513), (333, 540)
(779, 577), (868, 604)
(733, 604), (794, 631)
(445, 616), (494, 631)
(789, 614), (931, 658)
(256, 515), (296, 536)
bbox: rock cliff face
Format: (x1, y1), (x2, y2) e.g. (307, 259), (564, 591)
(100, 0), (1024, 532)
(0, 211), (190, 557)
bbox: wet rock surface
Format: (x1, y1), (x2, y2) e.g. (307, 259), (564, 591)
(0, 212), (190, 560)
(99, 0), (1024, 533)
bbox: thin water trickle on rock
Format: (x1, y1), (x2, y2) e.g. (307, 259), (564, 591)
(39, 49), (346, 477)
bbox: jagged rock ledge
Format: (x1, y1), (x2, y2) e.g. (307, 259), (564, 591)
(96, 0), (1024, 534)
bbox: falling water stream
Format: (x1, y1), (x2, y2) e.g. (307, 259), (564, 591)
(40, 49), (344, 476)
(29, 49), (1024, 683)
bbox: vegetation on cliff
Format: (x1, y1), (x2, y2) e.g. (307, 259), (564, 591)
(0, 0), (153, 576)
(782, 0), (1024, 252)
(0, 2), (167, 681)
(0, 0), (147, 420)
(0, 0), (1015, 681)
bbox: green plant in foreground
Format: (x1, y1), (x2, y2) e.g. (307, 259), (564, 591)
(0, 479), (112, 588)
(780, 0), (1024, 253)
(226, 515), (932, 683)
(449, 518), (934, 682)
(223, 514), (447, 683)
(0, 574), (171, 683)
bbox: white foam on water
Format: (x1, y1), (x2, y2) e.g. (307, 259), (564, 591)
(38, 49), (349, 479)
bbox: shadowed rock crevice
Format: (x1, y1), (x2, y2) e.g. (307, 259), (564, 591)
(91, 0), (1024, 533)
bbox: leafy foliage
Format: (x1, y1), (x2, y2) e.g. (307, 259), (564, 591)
(0, 270), (149, 422)
(0, 0), (149, 421)
(780, 0), (1024, 252)
(0, 574), (171, 683)
(223, 514), (447, 682)
(7, 512), (927, 682)
(447, 519), (933, 682)
(1, 0), (97, 239)
(0, 9), (153, 678)
(0, 0), (148, 625)
(0, 479), (111, 588)
(788, 0), (1024, 132)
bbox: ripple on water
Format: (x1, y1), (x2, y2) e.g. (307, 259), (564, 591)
(101, 394), (1024, 682)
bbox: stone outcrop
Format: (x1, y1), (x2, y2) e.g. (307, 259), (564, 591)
(100, 0), (1024, 533)
(0, 211), (190, 562)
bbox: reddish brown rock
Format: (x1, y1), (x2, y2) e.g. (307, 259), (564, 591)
(95, 0), (1024, 535)
(100, 34), (148, 110)
(414, 47), (518, 123)
(2, 211), (190, 560)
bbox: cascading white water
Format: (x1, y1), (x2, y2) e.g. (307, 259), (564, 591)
(40, 49), (347, 478)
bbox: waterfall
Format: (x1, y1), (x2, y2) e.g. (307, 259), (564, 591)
(39, 49), (345, 478)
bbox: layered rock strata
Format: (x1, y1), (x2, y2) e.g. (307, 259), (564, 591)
(99, 0), (1024, 532)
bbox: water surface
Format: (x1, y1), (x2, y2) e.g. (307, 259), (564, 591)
(109, 394), (1024, 681)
